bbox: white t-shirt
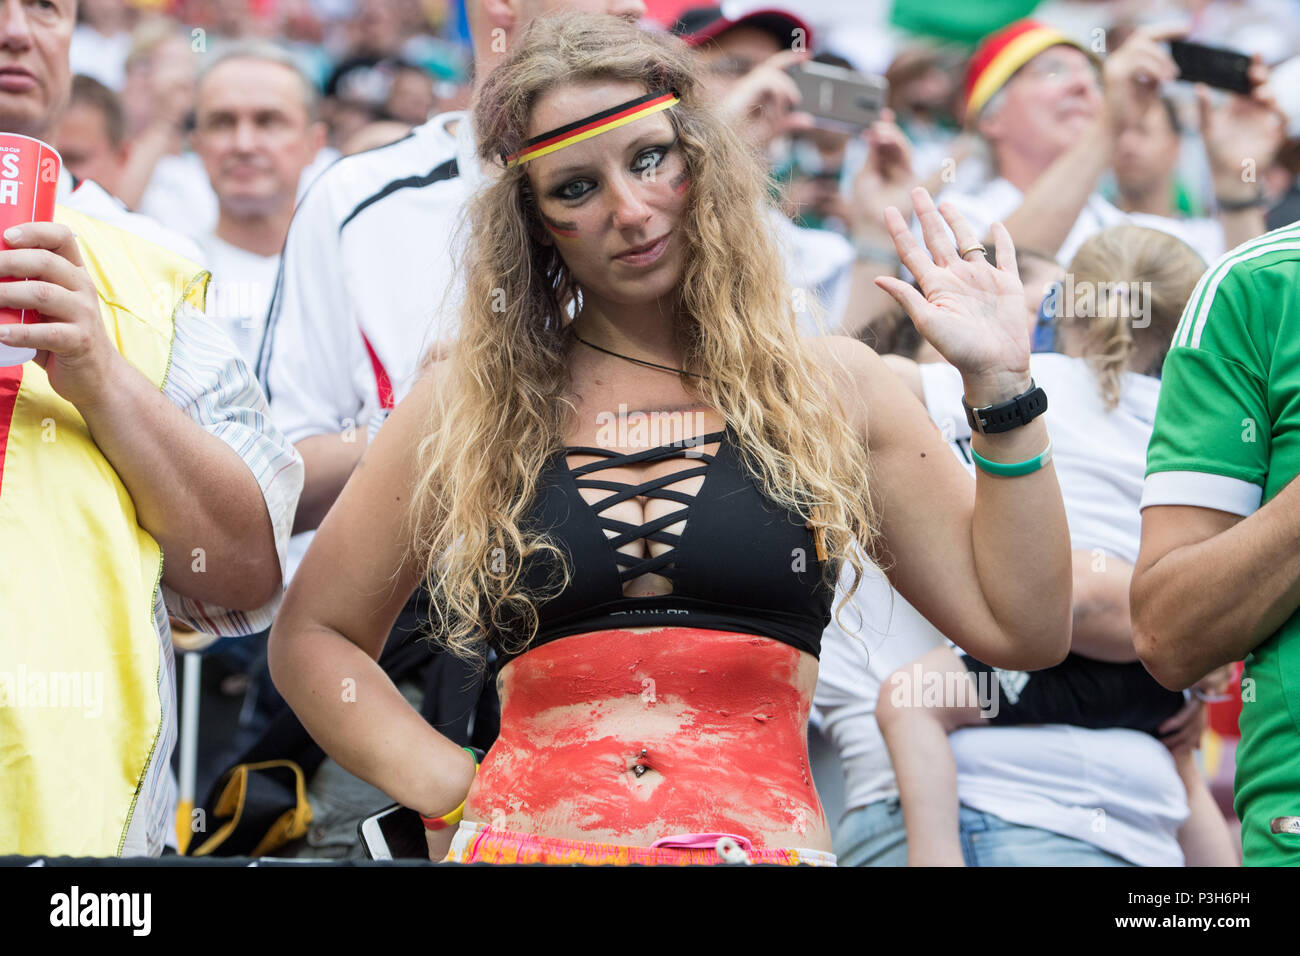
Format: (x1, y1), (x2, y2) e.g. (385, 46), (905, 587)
(814, 564), (946, 813)
(258, 111), (481, 580)
(1126, 212), (1222, 266)
(69, 25), (132, 91)
(927, 176), (1222, 269)
(815, 352), (1188, 866)
(949, 724), (1187, 866)
(933, 177), (1128, 266)
(195, 234), (281, 367)
(56, 175), (204, 266)
(767, 209), (855, 334)
(139, 153), (221, 244)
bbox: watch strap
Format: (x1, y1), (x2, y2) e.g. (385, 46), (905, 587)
(1215, 190), (1268, 212)
(963, 380), (1048, 434)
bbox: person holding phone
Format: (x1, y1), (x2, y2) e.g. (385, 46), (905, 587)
(269, 12), (1073, 866)
(936, 20), (1282, 269)
(1112, 84), (1283, 262)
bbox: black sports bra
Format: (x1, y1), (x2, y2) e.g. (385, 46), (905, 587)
(489, 428), (835, 666)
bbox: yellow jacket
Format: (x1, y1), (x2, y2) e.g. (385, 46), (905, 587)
(0, 205), (207, 857)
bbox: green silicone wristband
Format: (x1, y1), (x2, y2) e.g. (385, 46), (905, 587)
(971, 439), (1054, 477)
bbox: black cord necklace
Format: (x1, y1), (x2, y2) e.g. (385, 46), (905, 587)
(572, 331), (707, 379)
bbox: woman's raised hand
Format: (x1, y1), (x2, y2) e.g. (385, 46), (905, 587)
(874, 187), (1032, 406)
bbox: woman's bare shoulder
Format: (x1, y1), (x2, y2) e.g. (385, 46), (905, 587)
(800, 335), (905, 432)
(348, 358), (457, 496)
(802, 334), (893, 380)
(385, 357), (457, 437)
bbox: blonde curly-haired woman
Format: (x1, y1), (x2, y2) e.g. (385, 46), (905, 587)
(269, 12), (1072, 866)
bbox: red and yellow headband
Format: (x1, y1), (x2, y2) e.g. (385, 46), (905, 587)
(503, 89), (680, 167)
(964, 20), (1091, 120)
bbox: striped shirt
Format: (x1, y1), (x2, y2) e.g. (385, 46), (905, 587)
(62, 179), (304, 856)
(125, 304), (303, 857)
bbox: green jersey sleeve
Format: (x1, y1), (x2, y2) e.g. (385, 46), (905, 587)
(1143, 262), (1271, 516)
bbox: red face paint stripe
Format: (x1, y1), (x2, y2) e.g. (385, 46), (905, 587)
(541, 216), (579, 238)
(0, 365), (23, 500)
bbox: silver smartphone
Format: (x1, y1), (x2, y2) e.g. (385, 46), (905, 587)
(787, 61), (888, 133)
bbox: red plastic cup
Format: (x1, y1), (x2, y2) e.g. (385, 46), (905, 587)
(0, 133), (61, 367)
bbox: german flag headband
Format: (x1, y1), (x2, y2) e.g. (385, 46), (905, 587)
(503, 89), (680, 167)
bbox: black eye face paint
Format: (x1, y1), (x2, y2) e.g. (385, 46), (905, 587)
(670, 171), (690, 196)
(539, 211), (580, 238)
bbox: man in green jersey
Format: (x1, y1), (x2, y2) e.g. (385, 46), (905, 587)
(1133, 220), (1300, 866)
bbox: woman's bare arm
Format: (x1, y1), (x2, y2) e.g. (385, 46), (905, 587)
(839, 189), (1072, 670)
(268, 364), (476, 817)
(879, 353), (923, 401)
(1069, 550), (1140, 662)
(878, 356), (1133, 662)
(823, 337), (1071, 670)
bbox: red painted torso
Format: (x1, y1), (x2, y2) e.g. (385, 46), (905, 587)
(463, 627), (830, 850)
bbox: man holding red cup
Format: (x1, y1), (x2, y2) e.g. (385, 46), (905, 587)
(0, 0), (302, 858)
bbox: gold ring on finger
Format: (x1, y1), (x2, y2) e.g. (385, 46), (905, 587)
(959, 243), (988, 261)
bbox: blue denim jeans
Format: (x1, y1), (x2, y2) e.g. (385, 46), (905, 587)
(834, 797), (909, 866)
(835, 799), (1138, 866)
(958, 806), (1137, 867)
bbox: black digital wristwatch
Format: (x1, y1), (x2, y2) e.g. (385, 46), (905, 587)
(962, 380), (1048, 435)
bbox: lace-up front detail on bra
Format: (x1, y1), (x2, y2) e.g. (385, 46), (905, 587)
(491, 427), (837, 666)
(563, 431), (723, 596)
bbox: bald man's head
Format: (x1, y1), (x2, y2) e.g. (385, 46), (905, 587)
(192, 47), (324, 221)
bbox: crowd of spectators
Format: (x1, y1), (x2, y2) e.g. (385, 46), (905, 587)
(6, 0), (1300, 866)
